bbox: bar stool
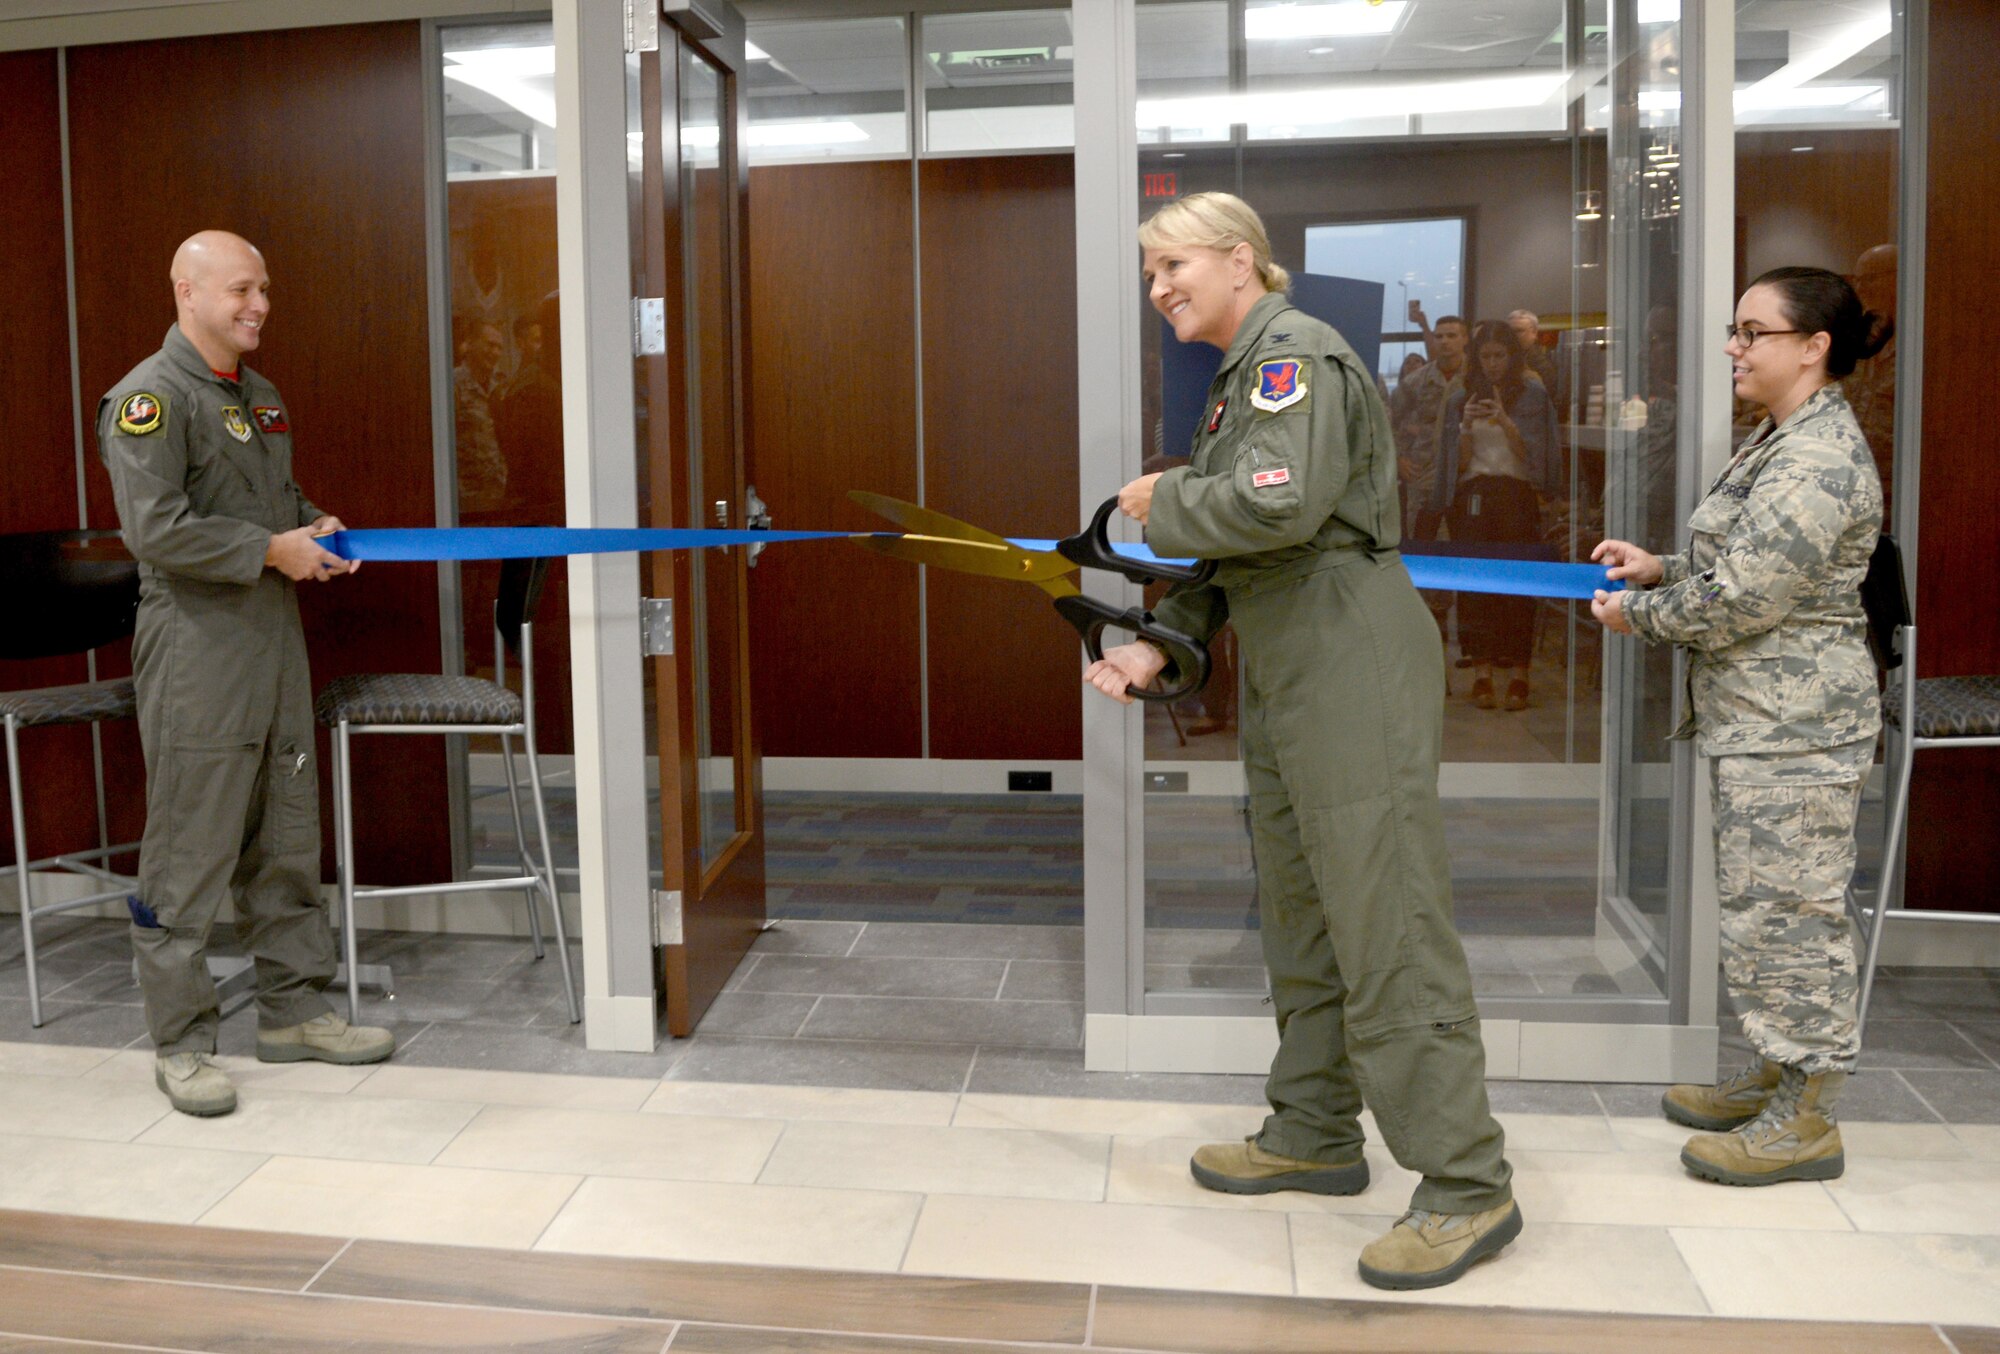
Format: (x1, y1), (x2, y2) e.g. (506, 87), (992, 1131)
(313, 555), (579, 1024)
(0, 531), (141, 1027)
(1854, 535), (2000, 1040)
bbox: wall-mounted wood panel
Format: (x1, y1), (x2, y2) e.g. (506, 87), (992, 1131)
(66, 22), (448, 887)
(919, 154), (1081, 762)
(744, 160), (922, 759)
(1907, 0), (2000, 914)
(0, 48), (124, 871)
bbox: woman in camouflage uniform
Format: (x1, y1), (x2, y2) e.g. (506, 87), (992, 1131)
(1591, 266), (1890, 1186)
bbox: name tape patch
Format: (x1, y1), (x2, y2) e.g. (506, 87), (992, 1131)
(1252, 467), (1292, 488)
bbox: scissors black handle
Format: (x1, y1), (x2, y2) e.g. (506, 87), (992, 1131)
(1053, 595), (1210, 703)
(1056, 496), (1217, 587)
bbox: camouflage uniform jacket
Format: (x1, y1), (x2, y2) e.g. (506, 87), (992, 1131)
(1622, 383), (1882, 756)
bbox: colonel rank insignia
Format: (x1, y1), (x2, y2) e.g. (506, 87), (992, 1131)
(221, 405), (254, 443)
(1250, 358), (1307, 413)
(117, 391), (164, 436)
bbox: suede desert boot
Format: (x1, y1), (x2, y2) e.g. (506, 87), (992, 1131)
(1357, 1201), (1523, 1291)
(1189, 1135), (1370, 1196)
(1661, 1056), (1780, 1131)
(1681, 1065), (1846, 1186)
(155, 1051), (236, 1117)
(257, 1011), (396, 1065)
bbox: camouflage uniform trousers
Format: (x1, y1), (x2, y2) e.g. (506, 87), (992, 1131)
(1709, 739), (1874, 1073)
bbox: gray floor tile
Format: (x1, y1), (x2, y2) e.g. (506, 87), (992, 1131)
(848, 922), (1082, 962)
(747, 920), (865, 957)
(0, 956), (139, 1004)
(1143, 929), (1263, 968)
(740, 954), (1007, 1000)
(1899, 1070), (2000, 1124)
(967, 1046), (1269, 1105)
(1592, 1083), (1676, 1116)
(665, 1033), (974, 1093)
(391, 1019), (686, 1078)
(355, 930), (578, 980)
(801, 996), (1081, 1049)
(1143, 964), (1270, 994)
(340, 975), (565, 1027)
(1865, 975), (2000, 1023)
(1952, 1021), (2000, 1071)
(1485, 1080), (1604, 1114)
(690, 990), (820, 1038)
(0, 996), (149, 1048)
(1856, 1019), (1996, 1071)
(1835, 1068), (1943, 1123)
(999, 961), (1084, 1002)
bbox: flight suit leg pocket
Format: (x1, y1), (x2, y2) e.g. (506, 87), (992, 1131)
(1298, 792), (1420, 1041)
(158, 738), (262, 929)
(268, 739), (320, 855)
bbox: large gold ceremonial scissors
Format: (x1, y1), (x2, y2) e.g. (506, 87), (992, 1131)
(850, 490), (1215, 702)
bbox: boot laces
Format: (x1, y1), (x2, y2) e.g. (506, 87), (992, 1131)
(1742, 1064), (1807, 1138)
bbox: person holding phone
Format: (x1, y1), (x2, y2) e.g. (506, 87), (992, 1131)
(1431, 320), (1559, 710)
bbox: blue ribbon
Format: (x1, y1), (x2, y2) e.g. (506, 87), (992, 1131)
(325, 527), (1617, 600)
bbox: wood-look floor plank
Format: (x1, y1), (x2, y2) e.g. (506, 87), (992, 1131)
(1945, 1328), (2000, 1354)
(0, 1267), (670, 1354)
(668, 1329), (1067, 1354)
(314, 1239), (1091, 1344)
(0, 1208), (340, 1290)
(1089, 1287), (1958, 1354)
(0, 1339), (177, 1353)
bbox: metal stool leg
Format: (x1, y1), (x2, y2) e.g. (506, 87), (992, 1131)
(7, 715), (45, 1028)
(522, 724), (579, 1024)
(1857, 724), (1918, 1043)
(335, 721), (364, 1024)
(498, 730), (546, 960)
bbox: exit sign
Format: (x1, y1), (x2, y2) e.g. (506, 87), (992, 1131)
(1142, 171), (1178, 198)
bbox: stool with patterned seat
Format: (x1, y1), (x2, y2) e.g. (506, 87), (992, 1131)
(1855, 537), (2000, 1041)
(0, 531), (142, 1027)
(314, 555), (579, 1024)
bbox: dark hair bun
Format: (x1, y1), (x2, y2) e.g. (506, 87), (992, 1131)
(1749, 266), (1881, 378)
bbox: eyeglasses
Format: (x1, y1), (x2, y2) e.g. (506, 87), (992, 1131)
(1723, 325), (1803, 348)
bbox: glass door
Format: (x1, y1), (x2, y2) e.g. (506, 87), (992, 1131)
(639, 3), (764, 1037)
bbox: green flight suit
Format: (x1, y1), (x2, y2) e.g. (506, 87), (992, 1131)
(98, 325), (337, 1057)
(1149, 292), (1512, 1214)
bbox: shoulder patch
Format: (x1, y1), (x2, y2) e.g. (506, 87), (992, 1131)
(1249, 358), (1308, 413)
(253, 405), (289, 434)
(116, 391), (165, 436)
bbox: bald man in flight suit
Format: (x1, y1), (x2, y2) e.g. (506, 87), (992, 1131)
(99, 230), (394, 1118)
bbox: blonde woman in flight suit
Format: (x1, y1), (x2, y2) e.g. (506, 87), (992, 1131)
(1084, 193), (1519, 1291)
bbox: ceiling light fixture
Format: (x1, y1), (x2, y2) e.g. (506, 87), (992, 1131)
(1737, 9), (1894, 109)
(443, 44), (558, 131)
(1244, 1), (1407, 41)
(1138, 70), (1569, 128)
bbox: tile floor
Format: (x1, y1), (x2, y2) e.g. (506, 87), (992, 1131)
(5, 914), (1999, 1334)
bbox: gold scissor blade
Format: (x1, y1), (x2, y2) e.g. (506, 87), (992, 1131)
(854, 533), (1079, 595)
(848, 490), (1011, 548)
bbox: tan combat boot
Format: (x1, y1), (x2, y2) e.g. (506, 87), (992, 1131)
(1681, 1065), (1845, 1186)
(256, 1011), (395, 1065)
(1357, 1201), (1523, 1291)
(155, 1051), (236, 1117)
(1661, 1057), (1780, 1131)
(1190, 1135), (1370, 1196)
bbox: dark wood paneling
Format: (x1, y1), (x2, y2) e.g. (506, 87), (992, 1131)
(919, 154), (1081, 761)
(1908, 0), (2000, 913)
(66, 23), (449, 887)
(0, 50), (122, 871)
(745, 160), (921, 759)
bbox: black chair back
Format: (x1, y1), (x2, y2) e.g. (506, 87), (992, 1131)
(1861, 532), (1909, 674)
(495, 554), (551, 657)
(0, 530), (140, 662)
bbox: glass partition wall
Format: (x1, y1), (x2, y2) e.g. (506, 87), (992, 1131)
(1100, 0), (1703, 1077)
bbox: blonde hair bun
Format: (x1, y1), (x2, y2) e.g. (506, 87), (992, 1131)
(1139, 192), (1291, 294)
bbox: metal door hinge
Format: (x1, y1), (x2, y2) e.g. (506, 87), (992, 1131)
(641, 596), (674, 657)
(625, 0), (659, 52)
(652, 889), (683, 946)
(634, 298), (666, 357)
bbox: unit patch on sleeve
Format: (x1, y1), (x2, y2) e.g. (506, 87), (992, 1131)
(253, 406), (289, 434)
(116, 391), (165, 436)
(1249, 358), (1308, 413)
(220, 406), (253, 443)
